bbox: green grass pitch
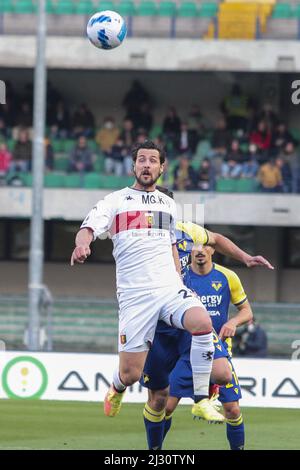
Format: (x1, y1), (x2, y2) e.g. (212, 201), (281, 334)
(0, 400), (299, 450)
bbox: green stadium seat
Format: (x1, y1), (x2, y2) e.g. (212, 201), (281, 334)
(271, 3), (292, 19)
(149, 124), (163, 139)
(290, 127), (300, 142)
(51, 140), (64, 153)
(100, 174), (123, 189)
(64, 173), (83, 188)
(54, 1), (74, 15)
(157, 1), (177, 17)
(0, 0), (14, 13)
(137, 1), (158, 16)
(14, 0), (36, 14)
(87, 140), (98, 152)
(177, 1), (198, 17)
(199, 2), (218, 18)
(216, 178), (238, 192)
(294, 5), (300, 18)
(93, 155), (105, 172)
(96, 1), (116, 11)
(46, 0), (55, 14)
(75, 0), (95, 15)
(83, 172), (107, 189)
(53, 157), (69, 172)
(116, 1), (136, 16)
(6, 138), (15, 152)
(236, 178), (258, 193)
(44, 172), (65, 188)
(62, 139), (76, 153)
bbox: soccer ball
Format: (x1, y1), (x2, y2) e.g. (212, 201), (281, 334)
(86, 10), (127, 50)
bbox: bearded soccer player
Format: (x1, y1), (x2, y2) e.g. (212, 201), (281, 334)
(71, 140), (224, 424)
(140, 187), (273, 450)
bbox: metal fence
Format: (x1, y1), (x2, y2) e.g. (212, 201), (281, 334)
(0, 295), (299, 357)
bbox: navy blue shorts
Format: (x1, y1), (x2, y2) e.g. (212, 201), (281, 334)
(140, 329), (242, 403)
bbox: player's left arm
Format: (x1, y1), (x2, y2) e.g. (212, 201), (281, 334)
(172, 244), (182, 276)
(219, 300), (253, 340)
(206, 230), (274, 270)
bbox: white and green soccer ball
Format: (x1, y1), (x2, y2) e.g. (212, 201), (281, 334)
(87, 10), (127, 50)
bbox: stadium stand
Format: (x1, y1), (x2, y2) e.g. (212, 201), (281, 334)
(0, 295), (298, 355)
(1, 0), (300, 39)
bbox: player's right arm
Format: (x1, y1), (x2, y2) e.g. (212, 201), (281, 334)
(70, 228), (93, 266)
(70, 196), (116, 266)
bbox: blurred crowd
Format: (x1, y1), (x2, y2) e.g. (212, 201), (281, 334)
(0, 80), (300, 193)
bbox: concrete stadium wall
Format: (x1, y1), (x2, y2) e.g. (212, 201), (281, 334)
(1, 37), (300, 72)
(0, 188), (299, 227)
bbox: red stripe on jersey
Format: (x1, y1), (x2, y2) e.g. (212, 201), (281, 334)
(111, 211), (156, 236)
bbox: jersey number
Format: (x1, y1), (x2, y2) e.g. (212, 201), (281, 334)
(178, 289), (193, 299)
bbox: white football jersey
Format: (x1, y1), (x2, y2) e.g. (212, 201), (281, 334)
(81, 187), (181, 292)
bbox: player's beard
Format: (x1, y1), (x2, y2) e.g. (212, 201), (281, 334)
(134, 169), (161, 189)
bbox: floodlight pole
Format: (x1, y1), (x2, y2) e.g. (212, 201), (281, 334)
(28, 0), (47, 351)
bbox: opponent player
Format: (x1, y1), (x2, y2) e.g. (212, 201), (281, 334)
(71, 140), (224, 424)
(141, 187), (273, 450)
(164, 244), (252, 450)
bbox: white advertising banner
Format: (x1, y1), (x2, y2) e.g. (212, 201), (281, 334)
(0, 352), (299, 408)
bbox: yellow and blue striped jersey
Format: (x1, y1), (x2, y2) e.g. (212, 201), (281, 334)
(184, 263), (247, 353)
(175, 221), (209, 273)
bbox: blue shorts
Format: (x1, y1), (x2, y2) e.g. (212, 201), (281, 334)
(141, 329), (241, 403)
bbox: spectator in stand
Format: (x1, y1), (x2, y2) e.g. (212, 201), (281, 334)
(95, 117), (120, 157)
(258, 158), (282, 192)
(255, 103), (278, 132)
(15, 101), (33, 129)
(278, 141), (300, 172)
(242, 143), (259, 178)
(173, 155), (195, 191)
(250, 120), (271, 153)
(235, 318), (268, 358)
(136, 131), (149, 144)
(0, 101), (15, 137)
(0, 142), (12, 177)
(135, 102), (153, 135)
(11, 128), (32, 172)
(122, 80), (151, 126)
(48, 100), (70, 139)
(120, 118), (136, 149)
(45, 138), (54, 171)
(194, 158), (215, 191)
(163, 107), (181, 155)
(68, 135), (94, 173)
(71, 103), (95, 138)
(104, 137), (128, 176)
(221, 139), (244, 179)
(175, 122), (199, 157)
(187, 104), (205, 142)
(0, 118), (9, 139)
(221, 83), (250, 131)
(270, 121), (294, 156)
(211, 117), (232, 155)
(276, 156), (292, 193)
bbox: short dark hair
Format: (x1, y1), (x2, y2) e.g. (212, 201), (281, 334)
(132, 140), (166, 164)
(156, 185), (174, 199)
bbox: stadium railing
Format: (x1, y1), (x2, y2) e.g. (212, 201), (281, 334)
(0, 294), (299, 356)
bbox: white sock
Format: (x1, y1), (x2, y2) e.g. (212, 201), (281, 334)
(190, 332), (214, 399)
(113, 369), (126, 392)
